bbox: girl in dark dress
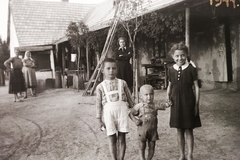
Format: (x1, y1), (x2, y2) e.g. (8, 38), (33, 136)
(4, 49), (25, 102)
(114, 37), (133, 92)
(166, 42), (201, 160)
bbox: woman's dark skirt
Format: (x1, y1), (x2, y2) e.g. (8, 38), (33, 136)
(9, 69), (26, 94)
(117, 61), (133, 89)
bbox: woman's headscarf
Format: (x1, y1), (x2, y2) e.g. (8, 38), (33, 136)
(24, 51), (33, 61)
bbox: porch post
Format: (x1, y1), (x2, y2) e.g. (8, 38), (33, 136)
(86, 40), (90, 81)
(185, 7), (190, 56)
(50, 49), (55, 79)
(62, 45), (66, 70)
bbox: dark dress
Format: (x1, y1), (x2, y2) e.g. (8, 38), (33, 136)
(114, 47), (133, 89)
(168, 64), (201, 129)
(4, 57), (25, 94)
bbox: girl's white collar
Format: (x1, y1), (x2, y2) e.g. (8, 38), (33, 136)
(173, 62), (189, 71)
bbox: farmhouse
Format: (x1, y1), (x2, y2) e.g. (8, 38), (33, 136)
(9, 0), (240, 91)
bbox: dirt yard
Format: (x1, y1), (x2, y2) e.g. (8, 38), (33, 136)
(0, 82), (239, 160)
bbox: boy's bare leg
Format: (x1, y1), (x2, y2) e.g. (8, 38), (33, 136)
(147, 141), (155, 160)
(138, 140), (146, 160)
(177, 129), (185, 160)
(185, 129), (194, 160)
(118, 132), (126, 160)
(108, 134), (117, 160)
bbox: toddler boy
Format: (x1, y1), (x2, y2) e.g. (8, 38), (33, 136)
(129, 84), (171, 160)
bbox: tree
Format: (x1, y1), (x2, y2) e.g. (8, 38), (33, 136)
(66, 21), (88, 91)
(0, 37), (10, 70)
(118, 0), (151, 102)
(66, 21), (109, 83)
(0, 37), (10, 86)
(140, 10), (185, 46)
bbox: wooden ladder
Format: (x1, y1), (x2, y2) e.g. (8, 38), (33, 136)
(82, 2), (124, 96)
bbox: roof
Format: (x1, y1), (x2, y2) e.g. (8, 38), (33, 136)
(84, 0), (187, 31)
(11, 0), (95, 46)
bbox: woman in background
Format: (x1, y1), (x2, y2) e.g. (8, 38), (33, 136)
(22, 51), (37, 98)
(114, 37), (133, 92)
(4, 49), (25, 102)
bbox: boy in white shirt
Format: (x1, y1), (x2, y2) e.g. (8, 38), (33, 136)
(96, 58), (134, 160)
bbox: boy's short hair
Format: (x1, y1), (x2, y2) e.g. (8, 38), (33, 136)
(102, 58), (117, 68)
(169, 41), (188, 55)
(140, 84), (154, 94)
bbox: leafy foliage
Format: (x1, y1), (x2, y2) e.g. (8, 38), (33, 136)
(0, 37), (10, 70)
(117, 0), (151, 101)
(65, 21), (88, 52)
(118, 0), (151, 44)
(88, 28), (109, 53)
(140, 10), (185, 42)
(66, 21), (108, 53)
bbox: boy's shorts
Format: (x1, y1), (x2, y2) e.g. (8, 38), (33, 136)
(137, 126), (159, 142)
(104, 101), (129, 136)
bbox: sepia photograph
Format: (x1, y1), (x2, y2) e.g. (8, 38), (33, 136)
(0, 0), (239, 159)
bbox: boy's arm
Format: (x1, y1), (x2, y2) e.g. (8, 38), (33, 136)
(123, 81), (134, 108)
(129, 107), (142, 126)
(96, 85), (105, 129)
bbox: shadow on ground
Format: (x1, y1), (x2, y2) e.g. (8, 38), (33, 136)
(0, 84), (239, 160)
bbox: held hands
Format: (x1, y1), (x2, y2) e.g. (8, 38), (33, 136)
(165, 99), (173, 108)
(135, 119), (142, 126)
(165, 95), (172, 108)
(156, 100), (172, 110)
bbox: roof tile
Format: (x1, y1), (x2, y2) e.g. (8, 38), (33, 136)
(11, 0), (95, 46)
(84, 0), (186, 31)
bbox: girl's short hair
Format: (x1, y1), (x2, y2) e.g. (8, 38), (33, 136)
(169, 42), (188, 55)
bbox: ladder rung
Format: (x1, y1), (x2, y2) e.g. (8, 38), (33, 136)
(82, 1), (124, 96)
